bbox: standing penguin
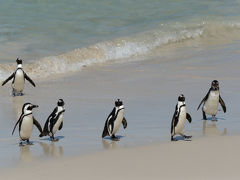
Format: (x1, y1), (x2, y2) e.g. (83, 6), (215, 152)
(102, 99), (127, 141)
(39, 99), (65, 141)
(171, 94), (192, 141)
(12, 103), (42, 146)
(197, 80), (226, 121)
(2, 58), (36, 96)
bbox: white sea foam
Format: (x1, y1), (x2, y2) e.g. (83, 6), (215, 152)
(0, 20), (240, 81)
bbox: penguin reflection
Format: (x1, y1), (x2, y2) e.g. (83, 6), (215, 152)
(102, 139), (119, 150)
(19, 145), (33, 162)
(39, 142), (64, 157)
(12, 95), (24, 120)
(202, 120), (227, 136)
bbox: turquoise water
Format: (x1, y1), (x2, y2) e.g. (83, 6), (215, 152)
(0, 0), (240, 78)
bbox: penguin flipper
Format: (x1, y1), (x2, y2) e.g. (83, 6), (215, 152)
(122, 117), (127, 129)
(33, 117), (43, 133)
(59, 122), (63, 130)
(24, 72), (36, 87)
(12, 115), (22, 135)
(197, 89), (210, 110)
(2, 73), (15, 86)
(186, 113), (192, 123)
(102, 107), (116, 138)
(39, 119), (50, 137)
(219, 95), (226, 113)
(171, 105), (179, 134)
(102, 120), (109, 138)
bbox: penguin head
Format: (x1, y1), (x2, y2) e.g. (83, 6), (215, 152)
(22, 103), (38, 114)
(57, 99), (65, 106)
(16, 58), (22, 65)
(211, 80), (219, 90)
(16, 58), (23, 68)
(115, 99), (123, 107)
(178, 94), (185, 102)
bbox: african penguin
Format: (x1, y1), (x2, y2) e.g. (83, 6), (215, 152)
(197, 80), (226, 121)
(171, 94), (192, 141)
(2, 58), (36, 96)
(12, 103), (42, 146)
(102, 99), (127, 141)
(39, 99), (65, 141)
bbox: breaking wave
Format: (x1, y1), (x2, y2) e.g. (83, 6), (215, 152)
(0, 20), (240, 81)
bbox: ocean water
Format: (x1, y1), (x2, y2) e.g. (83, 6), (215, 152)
(0, 0), (240, 80)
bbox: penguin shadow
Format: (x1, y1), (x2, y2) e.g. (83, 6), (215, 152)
(172, 136), (192, 142)
(202, 120), (227, 136)
(12, 95), (24, 119)
(103, 135), (125, 141)
(102, 139), (119, 150)
(39, 142), (64, 157)
(40, 136), (65, 142)
(203, 117), (225, 121)
(19, 144), (34, 162)
(12, 92), (24, 97)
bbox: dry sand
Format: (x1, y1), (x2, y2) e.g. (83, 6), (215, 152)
(1, 135), (240, 180)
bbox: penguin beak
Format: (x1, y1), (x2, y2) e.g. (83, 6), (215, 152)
(32, 105), (38, 108)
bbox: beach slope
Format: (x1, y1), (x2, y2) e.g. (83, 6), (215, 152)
(2, 135), (240, 180)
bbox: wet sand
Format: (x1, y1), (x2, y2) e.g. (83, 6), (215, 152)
(0, 41), (239, 176)
(2, 135), (240, 180)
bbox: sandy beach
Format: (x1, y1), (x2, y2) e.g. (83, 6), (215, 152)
(1, 135), (240, 180)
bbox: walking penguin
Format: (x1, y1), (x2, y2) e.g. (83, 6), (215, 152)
(39, 99), (65, 141)
(12, 103), (42, 146)
(171, 94), (192, 141)
(102, 99), (127, 141)
(197, 80), (226, 121)
(1, 58), (36, 96)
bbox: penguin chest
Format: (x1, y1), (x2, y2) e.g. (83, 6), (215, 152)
(12, 70), (24, 92)
(20, 115), (33, 140)
(175, 108), (186, 134)
(203, 91), (219, 115)
(52, 114), (64, 135)
(112, 110), (124, 135)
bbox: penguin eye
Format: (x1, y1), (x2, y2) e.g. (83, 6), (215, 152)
(27, 106), (32, 110)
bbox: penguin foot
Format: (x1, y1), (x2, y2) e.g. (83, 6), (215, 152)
(183, 135), (192, 140)
(26, 141), (33, 145)
(19, 142), (24, 146)
(50, 138), (59, 142)
(111, 135), (120, 141)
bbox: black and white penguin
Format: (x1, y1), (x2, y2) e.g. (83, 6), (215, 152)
(102, 99), (127, 141)
(1, 58), (36, 96)
(197, 80), (226, 121)
(12, 103), (42, 146)
(171, 94), (192, 141)
(39, 99), (65, 141)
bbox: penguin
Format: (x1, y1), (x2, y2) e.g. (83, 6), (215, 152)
(171, 94), (192, 141)
(39, 99), (65, 141)
(102, 99), (127, 141)
(2, 58), (36, 96)
(197, 80), (226, 121)
(12, 103), (42, 146)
